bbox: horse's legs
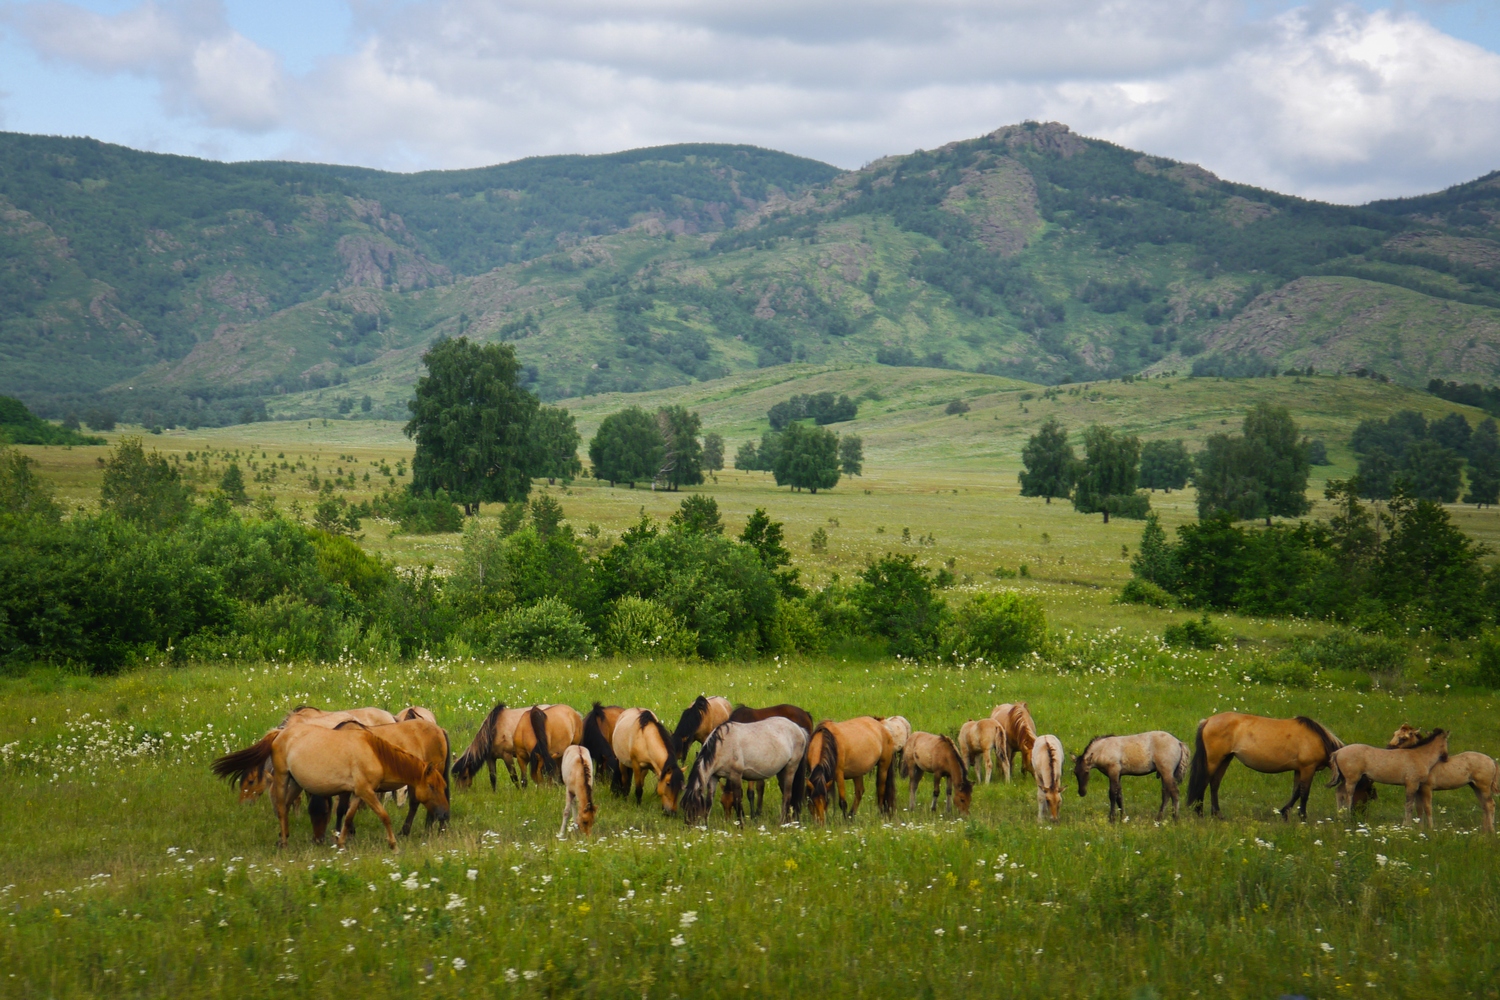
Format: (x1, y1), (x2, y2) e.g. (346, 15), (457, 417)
(908, 769), (921, 811)
(309, 795), (331, 844)
(633, 766), (646, 805)
(400, 785), (419, 836)
(272, 773), (296, 848)
(486, 756), (497, 793)
(929, 771), (941, 812)
(559, 789), (574, 838)
(848, 774), (865, 819)
(348, 786), (396, 850)
(1208, 756), (1232, 817)
(729, 777), (746, 827)
(501, 751), (520, 789)
(1109, 774), (1124, 822)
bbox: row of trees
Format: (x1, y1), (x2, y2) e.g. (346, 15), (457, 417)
(1019, 404), (1314, 525)
(734, 425), (863, 493)
(1351, 409), (1500, 506)
(767, 392), (858, 429)
(587, 405), (724, 489)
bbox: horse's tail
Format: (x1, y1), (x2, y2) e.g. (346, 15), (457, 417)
(1325, 753), (1345, 789)
(880, 740), (899, 814)
(583, 703), (627, 797)
(944, 735), (973, 794)
(528, 707), (559, 783)
(1491, 759), (1500, 798)
(1174, 739), (1191, 786)
(211, 730), (278, 785)
(455, 701), (505, 782)
(1187, 719), (1210, 810)
(808, 725), (837, 805)
(789, 750), (809, 821)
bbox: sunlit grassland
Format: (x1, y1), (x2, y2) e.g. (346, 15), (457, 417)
(2, 653), (1499, 998)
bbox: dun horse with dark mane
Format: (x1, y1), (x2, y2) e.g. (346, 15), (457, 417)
(805, 717), (897, 824)
(1187, 712), (1343, 820)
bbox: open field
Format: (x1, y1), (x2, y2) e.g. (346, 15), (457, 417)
(2, 654), (1499, 998)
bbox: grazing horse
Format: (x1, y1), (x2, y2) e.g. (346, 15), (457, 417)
(333, 719), (451, 835)
(452, 702), (541, 790)
(681, 718), (810, 826)
(395, 706), (438, 724)
(990, 703), (1037, 780)
(1327, 730), (1449, 827)
(582, 703), (628, 796)
(805, 717), (897, 824)
(611, 709), (685, 814)
(280, 705), (397, 728)
(1187, 713), (1343, 820)
(671, 695), (733, 763)
(882, 716), (913, 753)
(728, 703), (815, 815)
(558, 746), (597, 838)
(1074, 732), (1191, 821)
(515, 704), (584, 785)
(213, 726), (449, 849)
(1031, 735), (1065, 822)
(902, 732), (973, 816)
(1353, 726), (1499, 833)
(958, 718), (1006, 785)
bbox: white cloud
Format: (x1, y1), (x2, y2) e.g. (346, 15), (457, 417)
(6, 0), (1500, 200)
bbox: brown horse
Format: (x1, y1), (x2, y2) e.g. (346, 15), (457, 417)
(805, 717), (897, 824)
(452, 702), (536, 790)
(515, 704), (584, 785)
(611, 708), (685, 813)
(395, 706), (438, 724)
(671, 696), (733, 763)
(1328, 730), (1449, 827)
(582, 703), (628, 796)
(990, 702), (1037, 780)
(1187, 712), (1343, 820)
(902, 732), (973, 816)
(728, 703), (815, 815)
(213, 726), (448, 849)
(334, 719), (451, 834)
(1352, 725), (1499, 832)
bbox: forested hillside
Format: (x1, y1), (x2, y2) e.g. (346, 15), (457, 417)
(5, 122), (1500, 427)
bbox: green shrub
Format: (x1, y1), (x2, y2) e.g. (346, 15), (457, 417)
(853, 553), (947, 658)
(768, 596), (825, 654)
(940, 591), (1048, 667)
(1291, 629), (1407, 673)
(1118, 578), (1173, 607)
(373, 488), (463, 534)
(1475, 632), (1500, 688)
(600, 596), (697, 659)
(1163, 614), (1226, 650)
(487, 597), (594, 660)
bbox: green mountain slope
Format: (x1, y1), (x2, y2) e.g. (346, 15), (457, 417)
(8, 123), (1500, 426)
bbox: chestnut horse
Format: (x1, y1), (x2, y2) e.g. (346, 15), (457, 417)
(280, 705), (397, 728)
(582, 703), (628, 796)
(1187, 712), (1343, 820)
(558, 746), (597, 838)
(515, 704), (584, 785)
(671, 695), (733, 763)
(990, 703), (1037, 780)
(611, 708), (685, 813)
(333, 718), (451, 834)
(805, 717), (897, 824)
(902, 732), (973, 816)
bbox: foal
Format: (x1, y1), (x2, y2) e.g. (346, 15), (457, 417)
(991, 703), (1037, 780)
(957, 718), (1006, 785)
(902, 732), (973, 816)
(1031, 735), (1065, 822)
(1073, 732), (1191, 821)
(1328, 729), (1449, 827)
(558, 746), (597, 838)
(1385, 726), (1499, 833)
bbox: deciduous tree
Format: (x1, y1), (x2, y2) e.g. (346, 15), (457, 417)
(1019, 418), (1075, 503)
(588, 407), (665, 487)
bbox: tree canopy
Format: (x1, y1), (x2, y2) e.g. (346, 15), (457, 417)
(405, 337), (540, 514)
(655, 405), (704, 491)
(1072, 424), (1148, 523)
(1018, 418), (1075, 503)
(531, 406), (583, 484)
(1138, 439), (1192, 491)
(1196, 403), (1310, 523)
(588, 407), (665, 487)
(773, 422), (841, 493)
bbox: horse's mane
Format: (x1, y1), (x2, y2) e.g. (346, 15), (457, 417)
(1408, 728), (1447, 748)
(1293, 716), (1339, 761)
(672, 696), (709, 749)
(1078, 735), (1113, 760)
(454, 701), (506, 780)
(279, 705), (322, 727)
(1012, 703), (1037, 738)
(583, 702), (626, 795)
(682, 724), (725, 818)
(938, 734), (972, 792)
(395, 707), (425, 723)
(580, 752), (595, 814)
(367, 733), (431, 784)
(639, 711), (684, 791)
(334, 719), (369, 730)
(210, 730), (278, 785)
(529, 706), (559, 782)
(1041, 738), (1058, 792)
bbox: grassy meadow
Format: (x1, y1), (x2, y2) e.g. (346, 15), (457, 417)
(7, 367), (1500, 997)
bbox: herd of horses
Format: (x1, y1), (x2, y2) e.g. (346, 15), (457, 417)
(211, 696), (1500, 847)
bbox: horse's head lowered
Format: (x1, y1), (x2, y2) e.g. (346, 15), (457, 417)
(414, 763), (451, 829)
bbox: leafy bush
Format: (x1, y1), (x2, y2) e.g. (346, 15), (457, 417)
(940, 591), (1047, 667)
(373, 489), (464, 534)
(1163, 614), (1226, 650)
(486, 597), (594, 660)
(1290, 629), (1407, 673)
(600, 596), (697, 658)
(853, 553), (947, 658)
(767, 596), (825, 655)
(1477, 632), (1500, 689)
(1118, 578), (1173, 607)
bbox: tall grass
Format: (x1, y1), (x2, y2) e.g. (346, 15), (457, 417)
(3, 650), (1498, 997)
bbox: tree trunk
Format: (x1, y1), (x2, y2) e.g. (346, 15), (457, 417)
(1102, 510), (1110, 524)
(1044, 496), (1051, 504)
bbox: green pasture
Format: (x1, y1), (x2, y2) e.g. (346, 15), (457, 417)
(2, 652), (1498, 999)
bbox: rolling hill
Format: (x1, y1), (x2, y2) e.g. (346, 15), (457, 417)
(6, 122), (1500, 427)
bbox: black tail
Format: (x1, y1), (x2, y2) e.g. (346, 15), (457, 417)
(454, 701), (504, 785)
(583, 703), (627, 796)
(1187, 720), (1209, 811)
(528, 707), (558, 783)
(443, 728), (452, 793)
(788, 753), (808, 820)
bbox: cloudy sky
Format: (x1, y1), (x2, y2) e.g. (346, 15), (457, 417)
(2, 0), (1499, 202)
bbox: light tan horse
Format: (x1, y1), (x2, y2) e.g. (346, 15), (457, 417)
(1032, 735), (1064, 822)
(902, 732), (973, 816)
(1073, 732), (1192, 821)
(515, 704), (584, 784)
(1328, 730), (1449, 827)
(452, 702), (538, 790)
(958, 718), (1006, 785)
(1187, 712), (1343, 820)
(882, 715), (913, 753)
(558, 745), (597, 838)
(611, 708), (685, 813)
(1362, 726), (1499, 833)
(805, 717), (897, 824)
(212, 725), (448, 849)
(335, 719), (451, 834)
(395, 706), (438, 724)
(670, 696), (733, 763)
(990, 703), (1037, 780)
(235, 706), (399, 805)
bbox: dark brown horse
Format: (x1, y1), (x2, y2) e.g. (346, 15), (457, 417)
(1187, 712), (1343, 820)
(582, 703), (628, 796)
